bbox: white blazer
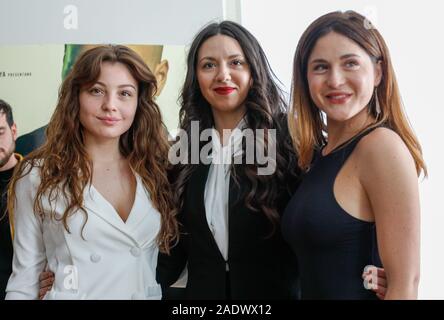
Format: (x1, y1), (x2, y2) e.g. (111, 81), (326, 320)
(5, 165), (162, 300)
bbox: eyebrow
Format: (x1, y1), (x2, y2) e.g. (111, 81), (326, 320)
(95, 81), (137, 90)
(310, 53), (361, 64)
(198, 54), (244, 63)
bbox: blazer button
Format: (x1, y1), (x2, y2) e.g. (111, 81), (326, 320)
(130, 247), (141, 257)
(90, 253), (101, 263)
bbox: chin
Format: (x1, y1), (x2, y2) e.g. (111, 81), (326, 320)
(95, 130), (126, 140)
(213, 101), (245, 113)
(325, 111), (354, 122)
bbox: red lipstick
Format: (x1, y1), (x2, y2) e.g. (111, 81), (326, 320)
(214, 87), (235, 95)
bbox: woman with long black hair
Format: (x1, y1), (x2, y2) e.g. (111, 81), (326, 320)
(157, 20), (301, 300)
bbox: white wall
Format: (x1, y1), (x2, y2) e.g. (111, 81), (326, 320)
(0, 0), (223, 45)
(241, 0), (444, 299)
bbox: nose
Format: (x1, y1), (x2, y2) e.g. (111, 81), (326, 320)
(215, 64), (231, 82)
(326, 67), (346, 88)
(101, 93), (118, 111)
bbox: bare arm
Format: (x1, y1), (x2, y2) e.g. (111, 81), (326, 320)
(359, 128), (420, 299)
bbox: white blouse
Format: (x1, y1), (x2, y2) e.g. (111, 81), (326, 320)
(204, 119), (245, 270)
(6, 165), (162, 300)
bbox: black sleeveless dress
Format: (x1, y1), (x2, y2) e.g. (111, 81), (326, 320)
(282, 128), (382, 300)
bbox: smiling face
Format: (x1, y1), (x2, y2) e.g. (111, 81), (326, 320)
(307, 32), (382, 123)
(196, 34), (252, 120)
(79, 61), (138, 144)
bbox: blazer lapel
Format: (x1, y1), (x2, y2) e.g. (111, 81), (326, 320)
(83, 185), (133, 239)
(228, 167), (244, 216)
(187, 162), (226, 262)
(84, 176), (161, 247)
(125, 175), (161, 247)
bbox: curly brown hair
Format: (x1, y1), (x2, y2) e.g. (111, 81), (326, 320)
(8, 45), (178, 253)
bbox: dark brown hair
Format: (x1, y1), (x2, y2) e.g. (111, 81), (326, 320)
(174, 21), (299, 235)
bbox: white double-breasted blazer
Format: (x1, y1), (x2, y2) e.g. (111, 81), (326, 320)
(5, 165), (162, 300)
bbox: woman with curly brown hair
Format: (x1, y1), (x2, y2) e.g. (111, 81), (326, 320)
(5, 45), (178, 300)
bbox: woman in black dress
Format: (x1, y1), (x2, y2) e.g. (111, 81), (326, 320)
(283, 11), (426, 299)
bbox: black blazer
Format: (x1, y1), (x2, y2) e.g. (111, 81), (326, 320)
(16, 125), (47, 156)
(157, 162), (300, 300)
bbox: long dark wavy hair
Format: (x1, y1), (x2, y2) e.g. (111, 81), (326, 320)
(8, 45), (178, 253)
(174, 21), (299, 235)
